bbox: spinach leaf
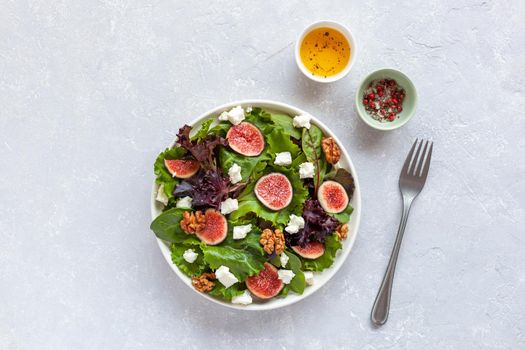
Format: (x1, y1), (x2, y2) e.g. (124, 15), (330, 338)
(150, 208), (198, 244)
(282, 251), (306, 295)
(331, 204), (354, 224)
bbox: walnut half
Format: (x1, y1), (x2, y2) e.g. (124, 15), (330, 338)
(336, 224), (349, 240)
(192, 272), (216, 293)
(322, 137), (341, 164)
(260, 228), (285, 255)
(180, 211), (206, 234)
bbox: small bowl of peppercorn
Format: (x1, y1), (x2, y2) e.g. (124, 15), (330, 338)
(355, 68), (418, 131)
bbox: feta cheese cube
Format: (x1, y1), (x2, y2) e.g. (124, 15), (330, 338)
(176, 196), (193, 209)
(277, 269), (296, 284)
(218, 106), (245, 125)
(233, 224), (252, 240)
(182, 249), (198, 264)
(274, 151), (292, 166)
(304, 271), (314, 286)
(285, 214), (305, 234)
(220, 198), (239, 215)
(293, 114), (311, 129)
(156, 184), (169, 206)
(299, 162), (315, 179)
(231, 290), (253, 305)
(280, 253), (289, 268)
(215, 265), (239, 288)
(228, 163), (242, 184)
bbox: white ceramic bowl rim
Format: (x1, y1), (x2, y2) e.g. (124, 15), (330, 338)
(295, 20), (358, 83)
(150, 99), (361, 311)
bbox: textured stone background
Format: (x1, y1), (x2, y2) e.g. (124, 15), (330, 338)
(1, 0), (524, 349)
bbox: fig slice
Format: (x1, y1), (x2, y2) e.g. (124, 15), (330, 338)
(254, 172), (293, 210)
(317, 180), (349, 214)
(195, 209), (228, 245)
(292, 241), (325, 260)
(164, 159), (200, 179)
(246, 262), (284, 299)
(226, 121), (265, 156)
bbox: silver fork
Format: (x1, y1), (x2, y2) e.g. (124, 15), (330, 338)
(371, 139), (433, 326)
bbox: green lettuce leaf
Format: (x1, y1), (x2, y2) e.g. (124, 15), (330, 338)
(208, 122), (231, 137)
(270, 113), (301, 139)
(245, 108), (302, 140)
(218, 147), (269, 182)
(245, 107), (274, 134)
(191, 118), (214, 141)
(170, 243), (207, 277)
(201, 244), (265, 281)
(267, 127), (300, 159)
(209, 282), (245, 300)
(220, 226), (264, 256)
(303, 234), (343, 272)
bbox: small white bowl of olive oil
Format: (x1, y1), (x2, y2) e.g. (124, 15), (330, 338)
(295, 20), (357, 83)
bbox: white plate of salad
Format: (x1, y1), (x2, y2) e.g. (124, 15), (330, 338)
(150, 100), (361, 310)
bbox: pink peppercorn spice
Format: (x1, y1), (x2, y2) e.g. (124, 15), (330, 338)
(362, 79), (406, 122)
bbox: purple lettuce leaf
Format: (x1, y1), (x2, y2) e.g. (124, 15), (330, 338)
(285, 198), (340, 247)
(173, 170), (246, 210)
(176, 125), (227, 170)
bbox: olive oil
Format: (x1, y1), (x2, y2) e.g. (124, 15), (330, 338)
(300, 27), (350, 77)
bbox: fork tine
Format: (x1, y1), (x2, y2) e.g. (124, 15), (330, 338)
(420, 142), (433, 180)
(415, 140), (429, 176)
(409, 139), (424, 175)
(401, 139), (418, 175)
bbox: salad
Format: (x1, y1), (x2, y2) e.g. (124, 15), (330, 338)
(150, 106), (355, 305)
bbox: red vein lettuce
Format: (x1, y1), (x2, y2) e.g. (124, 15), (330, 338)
(285, 198), (340, 247)
(176, 124), (227, 170)
(173, 169), (246, 210)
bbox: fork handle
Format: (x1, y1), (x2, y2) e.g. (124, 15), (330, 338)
(371, 197), (413, 326)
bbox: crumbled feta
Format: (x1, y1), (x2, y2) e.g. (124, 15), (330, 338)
(246, 106), (253, 113)
(176, 196), (193, 209)
(220, 198), (239, 215)
(274, 151), (292, 166)
(233, 224), (252, 240)
(218, 106), (245, 125)
(299, 162), (315, 179)
(215, 265), (239, 288)
(183, 249), (198, 263)
(277, 269), (296, 284)
(231, 290), (253, 305)
(228, 163), (242, 184)
(280, 253), (289, 268)
(285, 214), (305, 234)
(156, 184), (169, 206)
(293, 114), (311, 129)
(304, 271), (314, 286)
